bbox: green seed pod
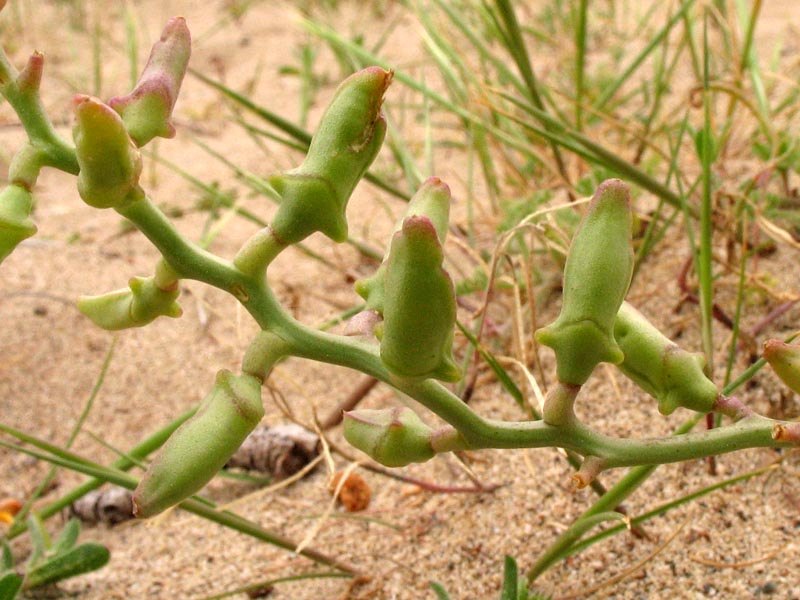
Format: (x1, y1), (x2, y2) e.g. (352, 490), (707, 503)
(73, 95), (143, 209)
(535, 179), (633, 385)
(77, 276), (181, 331)
(401, 176), (451, 245)
(355, 176), (452, 316)
(380, 215), (461, 382)
(613, 301), (718, 415)
(343, 407), (435, 467)
(133, 371), (264, 518)
(0, 184), (36, 264)
(269, 67), (391, 244)
(763, 339), (800, 395)
(108, 17), (191, 147)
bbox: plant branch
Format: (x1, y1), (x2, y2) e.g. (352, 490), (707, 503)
(0, 49), (78, 175)
(116, 196), (246, 290)
(246, 296), (797, 471)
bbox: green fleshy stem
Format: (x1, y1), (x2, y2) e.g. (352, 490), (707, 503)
(763, 339), (800, 395)
(133, 370), (264, 518)
(76, 275), (181, 331)
(269, 67), (391, 245)
(343, 407), (435, 467)
(355, 176), (452, 315)
(535, 179), (633, 385)
(380, 216), (461, 382)
(109, 17), (191, 147)
(614, 301), (718, 415)
(0, 184), (36, 264)
(73, 95), (142, 209)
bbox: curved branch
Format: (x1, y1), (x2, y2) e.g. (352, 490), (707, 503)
(242, 293), (795, 473)
(0, 49), (78, 175)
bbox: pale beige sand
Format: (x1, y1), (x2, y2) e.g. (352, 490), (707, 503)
(2, 2), (800, 599)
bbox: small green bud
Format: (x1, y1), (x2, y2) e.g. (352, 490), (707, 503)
(73, 95), (143, 209)
(77, 276), (181, 330)
(269, 67), (391, 244)
(108, 17), (191, 146)
(380, 216), (461, 382)
(401, 176), (451, 244)
(353, 267), (386, 315)
(614, 302), (718, 415)
(355, 176), (452, 315)
(343, 407), (435, 467)
(535, 179), (633, 385)
(0, 184), (36, 264)
(16, 51), (44, 93)
(763, 339), (800, 394)
(133, 371), (264, 518)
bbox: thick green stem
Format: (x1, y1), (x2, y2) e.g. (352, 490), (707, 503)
(0, 50), (78, 174)
(117, 197), (245, 291)
(245, 296), (794, 468)
(98, 200), (798, 479)
(233, 226), (287, 276)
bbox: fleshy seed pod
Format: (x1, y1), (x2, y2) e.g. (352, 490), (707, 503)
(355, 176), (451, 316)
(763, 340), (800, 394)
(108, 17), (191, 147)
(269, 67), (391, 245)
(535, 179), (633, 385)
(133, 370), (264, 518)
(0, 184), (36, 264)
(614, 302), (718, 415)
(73, 95), (143, 209)
(380, 215), (461, 382)
(77, 275), (182, 331)
(343, 407), (435, 467)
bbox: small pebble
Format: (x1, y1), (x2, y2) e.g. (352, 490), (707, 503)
(758, 581), (778, 595)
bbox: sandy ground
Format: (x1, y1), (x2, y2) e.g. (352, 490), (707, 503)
(2, 1), (800, 599)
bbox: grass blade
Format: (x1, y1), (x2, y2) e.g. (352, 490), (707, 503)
(698, 12), (714, 366)
(0, 430), (356, 574)
(593, 0), (696, 112)
(500, 555), (519, 600)
(574, 0), (588, 130)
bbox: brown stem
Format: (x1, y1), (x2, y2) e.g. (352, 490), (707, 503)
(320, 376), (380, 430)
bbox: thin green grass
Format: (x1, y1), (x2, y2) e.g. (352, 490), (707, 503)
(0, 425), (355, 574)
(698, 13), (715, 367)
(5, 2), (800, 597)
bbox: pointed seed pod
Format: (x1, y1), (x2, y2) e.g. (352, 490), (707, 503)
(354, 176), (452, 316)
(133, 371), (264, 518)
(763, 339), (800, 394)
(17, 52), (44, 93)
(77, 276), (181, 331)
(380, 216), (461, 382)
(343, 407), (435, 467)
(401, 176), (451, 244)
(269, 67), (391, 244)
(535, 179), (633, 385)
(613, 302), (718, 415)
(0, 184), (36, 264)
(108, 17), (191, 147)
(73, 95), (143, 209)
